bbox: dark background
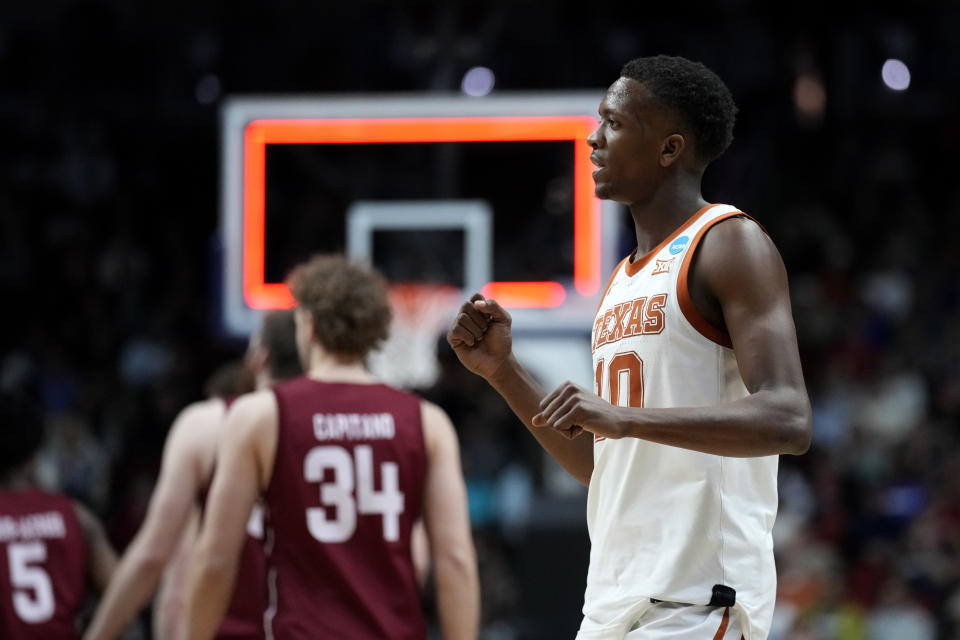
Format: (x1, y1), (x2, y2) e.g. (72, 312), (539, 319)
(2, 1), (959, 638)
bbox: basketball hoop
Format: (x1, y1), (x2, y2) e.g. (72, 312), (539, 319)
(368, 284), (462, 390)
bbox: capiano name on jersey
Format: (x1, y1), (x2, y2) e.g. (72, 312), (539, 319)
(312, 412), (396, 441)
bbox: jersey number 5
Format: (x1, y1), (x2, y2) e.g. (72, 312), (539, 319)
(594, 351), (645, 408)
(304, 445), (405, 543)
(7, 541), (55, 623)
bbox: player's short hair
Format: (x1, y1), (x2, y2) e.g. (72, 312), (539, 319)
(0, 390), (45, 478)
(620, 55), (737, 166)
(286, 254), (391, 359)
(259, 309), (303, 381)
(204, 359), (246, 398)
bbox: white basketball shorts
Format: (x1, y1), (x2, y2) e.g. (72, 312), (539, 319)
(576, 600), (744, 640)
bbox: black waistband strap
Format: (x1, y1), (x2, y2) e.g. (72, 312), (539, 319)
(709, 585), (736, 607)
(648, 585), (736, 608)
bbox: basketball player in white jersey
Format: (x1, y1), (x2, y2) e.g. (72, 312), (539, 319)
(447, 55), (812, 640)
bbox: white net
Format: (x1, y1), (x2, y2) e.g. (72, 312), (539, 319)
(368, 284), (462, 390)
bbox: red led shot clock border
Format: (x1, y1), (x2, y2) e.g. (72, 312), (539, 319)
(242, 116), (601, 309)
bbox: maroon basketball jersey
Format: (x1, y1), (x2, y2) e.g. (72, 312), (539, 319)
(265, 377), (428, 639)
(0, 490), (87, 640)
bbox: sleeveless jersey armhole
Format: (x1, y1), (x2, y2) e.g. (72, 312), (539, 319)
(263, 386), (286, 500)
(676, 212), (767, 349)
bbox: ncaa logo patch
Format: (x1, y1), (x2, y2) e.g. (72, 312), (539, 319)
(669, 235), (690, 255)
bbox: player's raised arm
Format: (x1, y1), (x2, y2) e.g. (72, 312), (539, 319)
(447, 294), (594, 485)
(184, 391), (277, 640)
(420, 400), (479, 640)
(84, 400), (219, 640)
(535, 218), (812, 456)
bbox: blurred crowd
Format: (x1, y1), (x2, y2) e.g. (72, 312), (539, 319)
(2, 2), (959, 639)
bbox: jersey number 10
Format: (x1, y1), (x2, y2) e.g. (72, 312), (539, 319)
(304, 445), (405, 543)
(595, 351), (645, 408)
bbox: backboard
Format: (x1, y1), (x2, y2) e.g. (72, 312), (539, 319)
(218, 92), (626, 341)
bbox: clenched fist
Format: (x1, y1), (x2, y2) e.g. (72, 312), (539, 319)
(446, 294), (513, 382)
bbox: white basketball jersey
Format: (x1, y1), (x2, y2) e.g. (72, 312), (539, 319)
(585, 203), (778, 640)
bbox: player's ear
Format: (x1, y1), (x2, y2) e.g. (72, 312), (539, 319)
(293, 307), (315, 340)
(659, 133), (686, 168)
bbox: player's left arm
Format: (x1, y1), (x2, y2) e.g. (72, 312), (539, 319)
(420, 400), (479, 640)
(183, 391), (278, 640)
(73, 501), (119, 594)
(534, 217), (812, 456)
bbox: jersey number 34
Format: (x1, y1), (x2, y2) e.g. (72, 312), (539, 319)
(303, 445), (404, 543)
